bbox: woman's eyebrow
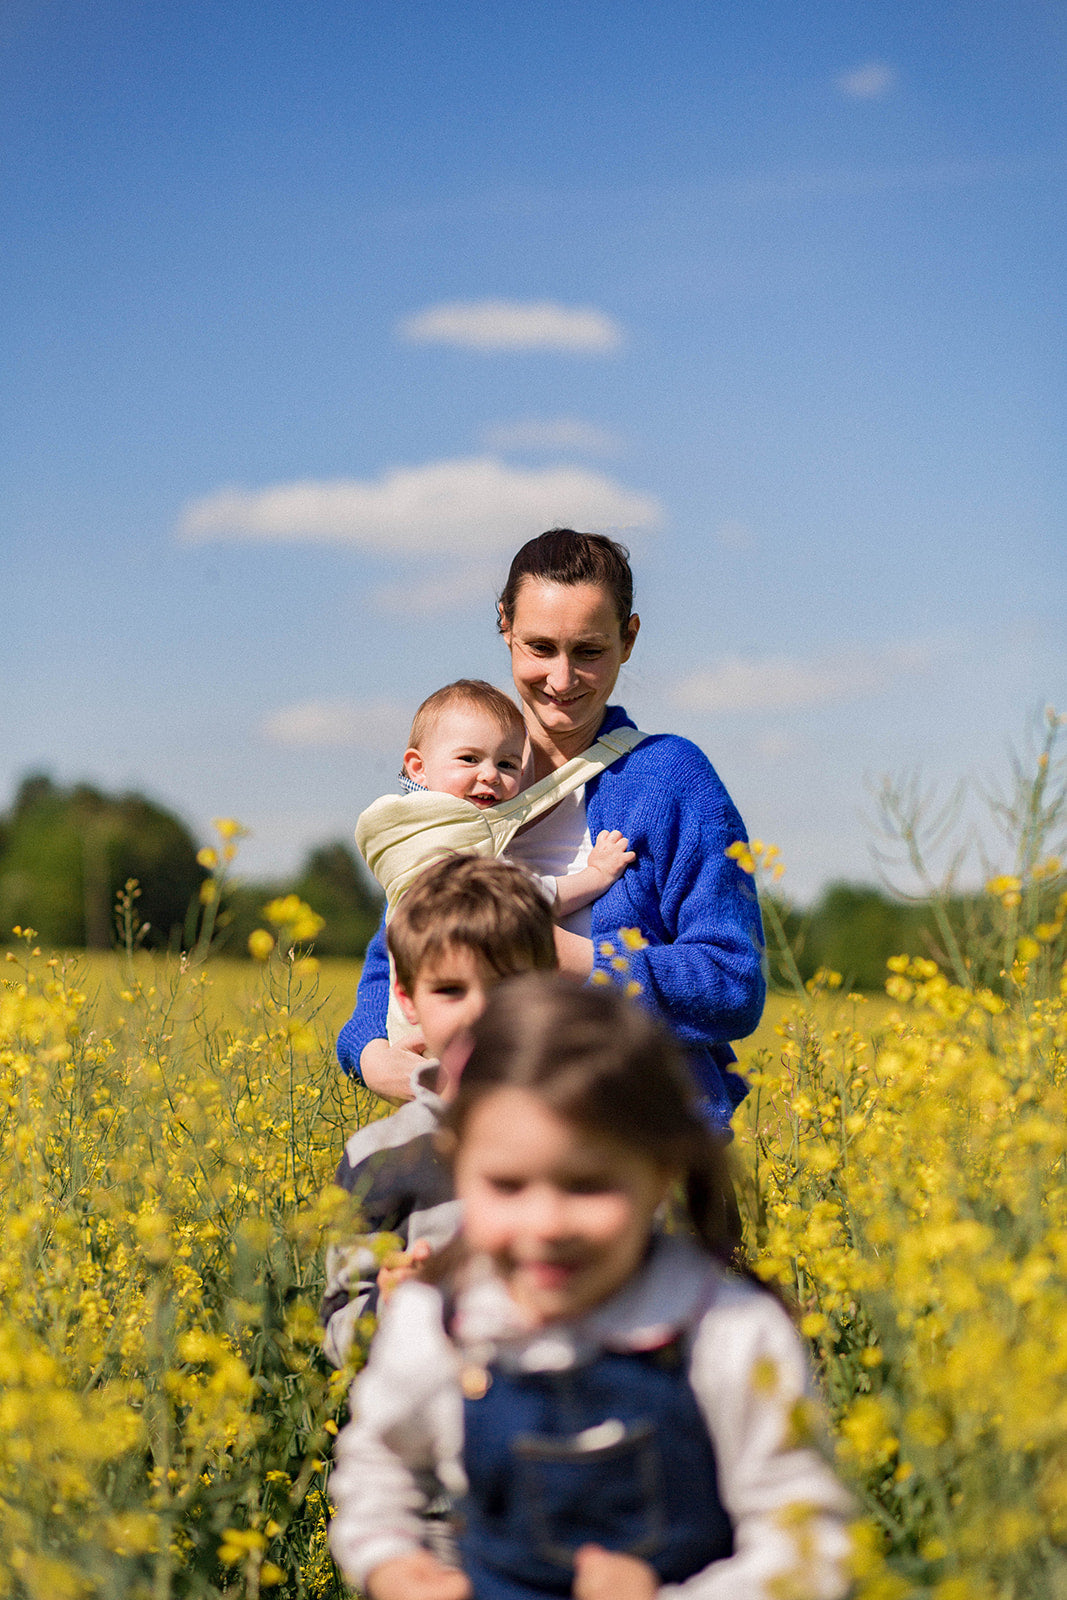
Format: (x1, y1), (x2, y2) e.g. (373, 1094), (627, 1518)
(522, 630), (610, 646)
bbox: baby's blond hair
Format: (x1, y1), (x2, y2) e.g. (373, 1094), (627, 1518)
(407, 679), (525, 753)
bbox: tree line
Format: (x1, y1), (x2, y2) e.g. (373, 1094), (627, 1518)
(0, 773), (992, 986)
(0, 775), (382, 959)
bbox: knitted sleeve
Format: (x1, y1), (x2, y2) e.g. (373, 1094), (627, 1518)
(588, 735), (765, 1051)
(336, 913), (390, 1080)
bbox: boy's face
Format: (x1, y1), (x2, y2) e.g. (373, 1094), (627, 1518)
(404, 707), (526, 808)
(395, 944), (500, 1081)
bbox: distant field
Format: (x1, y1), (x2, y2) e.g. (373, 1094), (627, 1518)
(63, 950), (365, 1041)
(62, 949), (892, 1078)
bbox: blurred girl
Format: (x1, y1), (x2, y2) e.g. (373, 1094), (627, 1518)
(329, 976), (852, 1600)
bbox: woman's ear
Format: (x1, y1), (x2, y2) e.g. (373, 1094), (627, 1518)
(497, 601), (512, 642)
(621, 612), (640, 662)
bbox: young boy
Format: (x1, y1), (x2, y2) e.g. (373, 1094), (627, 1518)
(392, 678), (635, 922)
(321, 853), (558, 1367)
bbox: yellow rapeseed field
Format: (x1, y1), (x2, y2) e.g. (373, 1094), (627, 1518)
(2, 732), (1065, 1598)
(0, 885), (377, 1600)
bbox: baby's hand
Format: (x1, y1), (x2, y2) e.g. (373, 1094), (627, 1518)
(572, 1544), (658, 1600)
(587, 829), (635, 886)
(367, 1549), (472, 1600)
(377, 1238), (433, 1305)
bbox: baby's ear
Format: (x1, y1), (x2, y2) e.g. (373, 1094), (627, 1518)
(403, 746), (425, 783)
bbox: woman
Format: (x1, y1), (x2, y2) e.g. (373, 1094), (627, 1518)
(338, 529), (765, 1129)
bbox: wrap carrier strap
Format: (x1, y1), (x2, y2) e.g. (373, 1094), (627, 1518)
(355, 725), (649, 913)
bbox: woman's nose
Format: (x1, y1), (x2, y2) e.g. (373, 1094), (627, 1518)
(545, 653), (577, 692)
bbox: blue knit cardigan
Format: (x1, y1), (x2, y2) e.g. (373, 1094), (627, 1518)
(337, 705), (766, 1129)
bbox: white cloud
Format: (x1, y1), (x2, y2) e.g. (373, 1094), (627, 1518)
(262, 699), (409, 749)
(481, 417), (623, 456)
(178, 457), (661, 554)
(398, 299), (623, 352)
(836, 61), (897, 99)
(670, 643), (934, 715)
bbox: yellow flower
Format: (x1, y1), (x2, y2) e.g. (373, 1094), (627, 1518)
(248, 929), (275, 962)
(263, 895), (325, 943)
(212, 817), (247, 841)
(725, 840), (756, 874)
(218, 1528), (266, 1563)
(839, 1396), (898, 1466)
(986, 873), (1022, 908)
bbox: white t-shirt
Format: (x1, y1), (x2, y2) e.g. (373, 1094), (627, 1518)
(505, 785), (594, 937)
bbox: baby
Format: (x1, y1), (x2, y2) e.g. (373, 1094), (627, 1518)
(396, 678), (634, 921)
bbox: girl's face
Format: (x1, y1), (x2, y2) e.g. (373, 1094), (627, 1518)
(501, 580), (639, 758)
(454, 1086), (673, 1326)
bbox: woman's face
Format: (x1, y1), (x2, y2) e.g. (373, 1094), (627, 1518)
(502, 579), (639, 754)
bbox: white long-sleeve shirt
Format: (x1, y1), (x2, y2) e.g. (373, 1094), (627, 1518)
(328, 1234), (854, 1599)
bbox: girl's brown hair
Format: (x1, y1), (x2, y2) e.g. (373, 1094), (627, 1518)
(497, 528), (634, 634)
(441, 972), (738, 1266)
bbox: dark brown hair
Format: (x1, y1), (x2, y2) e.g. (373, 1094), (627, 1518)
(387, 856), (557, 993)
(441, 973), (738, 1265)
(497, 528), (634, 634)
(407, 678), (525, 753)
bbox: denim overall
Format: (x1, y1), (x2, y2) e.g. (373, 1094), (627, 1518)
(458, 1337), (733, 1600)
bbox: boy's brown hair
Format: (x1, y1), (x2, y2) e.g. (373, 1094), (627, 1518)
(407, 678), (525, 752)
(387, 855), (557, 993)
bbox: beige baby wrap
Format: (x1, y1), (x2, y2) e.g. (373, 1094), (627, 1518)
(355, 724), (648, 1045)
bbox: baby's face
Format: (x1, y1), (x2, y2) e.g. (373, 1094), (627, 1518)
(405, 707), (526, 808)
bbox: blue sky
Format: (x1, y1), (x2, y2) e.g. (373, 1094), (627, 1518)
(3, 0), (1064, 902)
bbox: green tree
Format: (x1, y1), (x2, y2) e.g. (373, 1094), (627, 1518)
(0, 775), (206, 949)
(215, 843), (382, 960)
(292, 841), (382, 958)
(762, 881), (965, 993)
(803, 882), (930, 991)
